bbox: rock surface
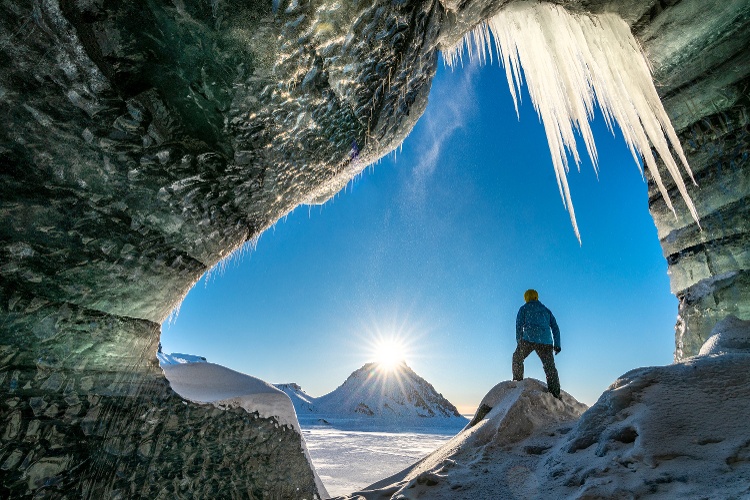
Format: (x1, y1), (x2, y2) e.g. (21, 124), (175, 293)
(1, 0), (748, 496)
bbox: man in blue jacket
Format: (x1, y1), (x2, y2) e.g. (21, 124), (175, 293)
(514, 289), (562, 399)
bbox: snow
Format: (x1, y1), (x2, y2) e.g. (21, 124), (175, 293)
(444, 1), (699, 242)
(157, 351), (207, 365)
(159, 356), (466, 499)
(699, 315), (750, 355)
(337, 379), (586, 499)
(336, 346), (750, 499)
(302, 427), (454, 497)
(162, 362), (296, 426)
(158, 342), (750, 498)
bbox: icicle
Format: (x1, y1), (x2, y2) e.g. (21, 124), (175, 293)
(443, 1), (700, 243)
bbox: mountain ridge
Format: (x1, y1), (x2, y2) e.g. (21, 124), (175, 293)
(275, 361), (467, 424)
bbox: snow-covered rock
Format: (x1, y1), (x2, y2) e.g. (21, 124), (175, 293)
(698, 315), (750, 355)
(338, 379), (586, 499)
(161, 361), (330, 498)
(162, 362), (299, 430)
(542, 352), (750, 498)
(339, 352), (750, 499)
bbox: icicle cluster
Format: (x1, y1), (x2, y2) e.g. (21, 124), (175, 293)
(444, 1), (699, 241)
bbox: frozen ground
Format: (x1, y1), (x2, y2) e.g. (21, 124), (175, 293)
(338, 316), (750, 499)
(301, 426), (457, 498)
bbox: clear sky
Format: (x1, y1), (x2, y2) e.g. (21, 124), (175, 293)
(161, 55), (678, 413)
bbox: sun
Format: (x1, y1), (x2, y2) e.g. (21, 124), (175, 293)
(373, 339), (407, 371)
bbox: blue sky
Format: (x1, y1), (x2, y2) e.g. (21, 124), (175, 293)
(161, 56), (677, 412)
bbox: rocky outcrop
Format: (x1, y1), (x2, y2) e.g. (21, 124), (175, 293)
(1, 0), (748, 496)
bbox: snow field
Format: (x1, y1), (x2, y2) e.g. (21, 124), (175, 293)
(302, 427), (455, 498)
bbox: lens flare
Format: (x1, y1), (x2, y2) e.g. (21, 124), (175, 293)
(373, 339), (406, 371)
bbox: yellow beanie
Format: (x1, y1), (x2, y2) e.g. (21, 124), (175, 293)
(524, 289), (539, 302)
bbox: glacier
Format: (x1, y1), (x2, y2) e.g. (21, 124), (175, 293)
(0, 0), (747, 496)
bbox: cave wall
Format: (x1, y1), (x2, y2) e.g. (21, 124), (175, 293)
(635, 0), (750, 359)
(1, 0), (440, 496)
(0, 289), (319, 498)
(1, 0), (748, 497)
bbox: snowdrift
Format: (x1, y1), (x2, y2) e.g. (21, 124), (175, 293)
(339, 379), (586, 499)
(162, 362), (300, 430)
(338, 319), (750, 499)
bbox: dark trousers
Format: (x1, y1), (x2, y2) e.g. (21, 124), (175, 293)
(512, 340), (561, 398)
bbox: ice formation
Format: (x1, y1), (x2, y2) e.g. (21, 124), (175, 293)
(444, 1), (700, 241)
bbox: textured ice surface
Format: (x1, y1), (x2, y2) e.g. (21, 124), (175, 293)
(444, 1), (699, 241)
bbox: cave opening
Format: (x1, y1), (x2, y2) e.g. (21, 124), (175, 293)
(159, 53), (678, 496)
(3, 0), (747, 497)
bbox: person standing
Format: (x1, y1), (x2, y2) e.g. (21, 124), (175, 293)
(513, 289), (562, 399)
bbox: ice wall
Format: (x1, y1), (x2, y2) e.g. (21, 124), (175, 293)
(637, 0), (750, 358)
(0, 0), (748, 496)
(0, 0), (441, 496)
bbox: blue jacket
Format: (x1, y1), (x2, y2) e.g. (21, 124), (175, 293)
(516, 300), (560, 347)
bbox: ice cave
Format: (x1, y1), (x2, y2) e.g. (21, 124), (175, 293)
(1, 0), (748, 497)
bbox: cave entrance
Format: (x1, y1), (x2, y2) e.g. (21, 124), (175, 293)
(159, 55), (677, 496)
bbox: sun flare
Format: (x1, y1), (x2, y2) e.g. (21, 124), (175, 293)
(373, 339), (407, 371)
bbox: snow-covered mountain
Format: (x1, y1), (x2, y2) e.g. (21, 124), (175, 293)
(157, 351), (207, 365)
(275, 382), (318, 414)
(276, 362), (467, 425)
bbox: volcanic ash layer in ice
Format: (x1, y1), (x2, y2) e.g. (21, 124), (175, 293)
(338, 325), (750, 499)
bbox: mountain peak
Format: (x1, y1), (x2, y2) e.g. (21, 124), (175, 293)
(293, 362), (466, 422)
